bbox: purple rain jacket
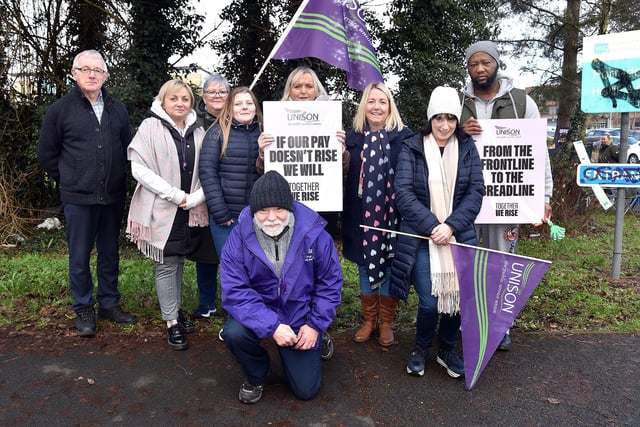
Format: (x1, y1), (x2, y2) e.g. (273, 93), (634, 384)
(220, 201), (342, 348)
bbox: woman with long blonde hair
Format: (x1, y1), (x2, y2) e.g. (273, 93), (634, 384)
(199, 86), (263, 258)
(343, 82), (412, 347)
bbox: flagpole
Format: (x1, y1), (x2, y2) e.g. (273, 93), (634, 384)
(359, 225), (552, 263)
(249, 0), (311, 90)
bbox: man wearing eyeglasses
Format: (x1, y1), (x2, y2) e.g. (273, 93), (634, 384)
(37, 49), (136, 337)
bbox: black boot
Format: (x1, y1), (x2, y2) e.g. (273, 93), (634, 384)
(178, 310), (195, 334)
(168, 324), (189, 350)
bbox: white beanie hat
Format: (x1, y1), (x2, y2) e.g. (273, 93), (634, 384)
(427, 86), (462, 122)
(465, 40), (501, 66)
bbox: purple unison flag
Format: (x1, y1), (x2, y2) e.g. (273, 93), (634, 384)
(272, 0), (384, 91)
(451, 243), (551, 390)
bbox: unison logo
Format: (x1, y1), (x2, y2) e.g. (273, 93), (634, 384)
(495, 126), (520, 137)
(285, 108), (320, 123)
(500, 261), (535, 314)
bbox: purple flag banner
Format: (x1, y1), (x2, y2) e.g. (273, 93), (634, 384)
(451, 243), (551, 390)
(272, 0), (384, 91)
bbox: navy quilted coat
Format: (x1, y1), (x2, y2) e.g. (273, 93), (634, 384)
(199, 118), (260, 224)
(390, 132), (485, 301)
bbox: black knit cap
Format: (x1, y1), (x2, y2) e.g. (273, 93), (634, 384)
(249, 170), (294, 214)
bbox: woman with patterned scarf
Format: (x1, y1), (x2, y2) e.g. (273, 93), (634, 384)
(127, 79), (208, 351)
(342, 82), (413, 347)
(390, 86), (485, 379)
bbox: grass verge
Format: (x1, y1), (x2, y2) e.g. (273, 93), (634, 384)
(1, 208), (639, 334)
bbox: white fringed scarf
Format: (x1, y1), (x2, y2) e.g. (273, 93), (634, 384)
(423, 133), (460, 314)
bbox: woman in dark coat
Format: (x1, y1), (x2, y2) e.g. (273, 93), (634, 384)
(190, 73), (231, 319)
(199, 86), (262, 258)
(390, 86), (485, 379)
(342, 82), (412, 347)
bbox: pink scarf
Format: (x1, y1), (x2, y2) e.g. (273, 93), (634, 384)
(126, 117), (208, 262)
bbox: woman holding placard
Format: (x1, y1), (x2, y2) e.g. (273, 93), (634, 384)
(255, 66), (345, 360)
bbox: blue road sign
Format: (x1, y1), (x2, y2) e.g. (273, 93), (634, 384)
(577, 163), (640, 187)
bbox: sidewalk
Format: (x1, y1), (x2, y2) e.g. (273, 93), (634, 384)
(1, 328), (638, 426)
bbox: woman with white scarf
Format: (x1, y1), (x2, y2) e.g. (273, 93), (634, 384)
(127, 79), (208, 351)
(390, 86), (485, 379)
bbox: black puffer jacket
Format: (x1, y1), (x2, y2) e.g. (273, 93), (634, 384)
(390, 132), (485, 301)
(199, 118), (261, 224)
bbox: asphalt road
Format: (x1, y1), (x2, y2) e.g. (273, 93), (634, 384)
(1, 328), (639, 426)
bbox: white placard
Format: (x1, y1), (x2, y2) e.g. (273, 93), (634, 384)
(263, 101), (343, 211)
(474, 119), (547, 224)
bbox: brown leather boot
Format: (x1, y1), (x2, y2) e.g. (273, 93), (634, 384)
(353, 294), (379, 343)
(378, 295), (398, 347)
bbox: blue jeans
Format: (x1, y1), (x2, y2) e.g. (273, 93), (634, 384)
(222, 317), (322, 400)
(358, 264), (392, 296)
(412, 241), (460, 351)
(196, 262), (218, 308)
(64, 202), (124, 313)
(209, 215), (237, 259)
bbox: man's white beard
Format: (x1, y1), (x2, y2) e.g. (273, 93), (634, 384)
(259, 211), (291, 237)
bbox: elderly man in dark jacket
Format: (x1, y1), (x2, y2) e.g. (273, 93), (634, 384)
(37, 49), (136, 336)
(220, 171), (342, 404)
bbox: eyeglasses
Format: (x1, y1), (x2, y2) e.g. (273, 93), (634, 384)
(74, 67), (106, 75)
(204, 90), (228, 98)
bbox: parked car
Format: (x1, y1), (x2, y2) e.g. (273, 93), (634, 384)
(608, 129), (640, 141)
(611, 136), (638, 145)
(620, 141), (640, 163)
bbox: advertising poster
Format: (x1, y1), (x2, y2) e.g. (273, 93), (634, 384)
(474, 119), (547, 224)
(581, 30), (640, 113)
(263, 101), (343, 211)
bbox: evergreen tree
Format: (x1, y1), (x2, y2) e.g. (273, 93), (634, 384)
(211, 0), (291, 102)
(379, 0), (497, 129)
(119, 0), (204, 127)
(68, 0), (109, 52)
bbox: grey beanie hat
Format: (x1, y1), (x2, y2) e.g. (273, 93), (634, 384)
(250, 170), (294, 214)
(465, 40), (501, 66)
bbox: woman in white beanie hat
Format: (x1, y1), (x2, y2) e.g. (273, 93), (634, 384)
(389, 86), (485, 379)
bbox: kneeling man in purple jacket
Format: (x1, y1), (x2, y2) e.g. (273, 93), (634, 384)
(220, 170), (343, 404)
